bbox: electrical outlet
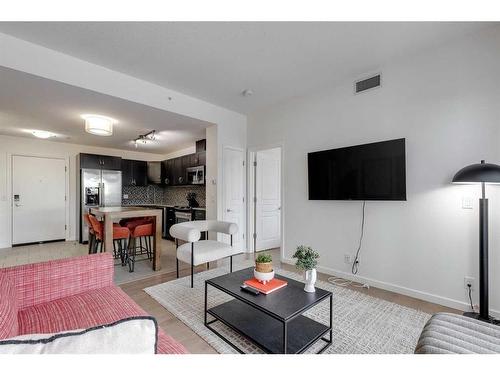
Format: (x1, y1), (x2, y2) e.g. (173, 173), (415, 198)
(344, 254), (352, 264)
(464, 276), (475, 290)
(462, 197), (473, 209)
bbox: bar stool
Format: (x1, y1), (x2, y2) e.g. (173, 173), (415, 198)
(88, 215), (130, 262)
(127, 222), (154, 272)
(83, 214), (95, 254)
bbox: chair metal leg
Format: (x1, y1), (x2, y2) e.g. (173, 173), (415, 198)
(191, 242), (194, 288)
(230, 234), (233, 272)
(176, 258), (179, 278)
(128, 237), (136, 273)
(207, 262), (210, 270)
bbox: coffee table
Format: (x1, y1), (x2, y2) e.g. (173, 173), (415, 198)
(204, 267), (332, 354)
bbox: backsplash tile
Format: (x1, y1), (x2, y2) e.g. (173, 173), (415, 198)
(122, 184), (206, 207)
(163, 185), (206, 207)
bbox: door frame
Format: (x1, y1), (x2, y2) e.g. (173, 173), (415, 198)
(221, 145), (247, 252)
(9, 153), (70, 246)
(247, 143), (284, 260)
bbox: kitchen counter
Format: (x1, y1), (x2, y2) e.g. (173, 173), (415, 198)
(122, 203), (206, 211)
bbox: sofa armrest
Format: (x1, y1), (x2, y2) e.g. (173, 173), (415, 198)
(0, 253), (114, 310)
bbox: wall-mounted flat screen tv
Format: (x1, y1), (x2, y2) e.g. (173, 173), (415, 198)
(308, 138), (406, 200)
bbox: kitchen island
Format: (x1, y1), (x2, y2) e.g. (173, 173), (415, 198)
(90, 206), (163, 271)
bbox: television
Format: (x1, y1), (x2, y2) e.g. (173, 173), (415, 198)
(308, 138), (406, 201)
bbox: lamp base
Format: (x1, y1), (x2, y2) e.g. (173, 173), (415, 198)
(463, 311), (500, 325)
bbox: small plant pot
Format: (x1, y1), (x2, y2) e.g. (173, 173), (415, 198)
(255, 262), (273, 273)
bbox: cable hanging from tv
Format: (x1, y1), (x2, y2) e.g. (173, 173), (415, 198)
(352, 200), (366, 275)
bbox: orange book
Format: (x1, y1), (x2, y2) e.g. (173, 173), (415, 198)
(244, 278), (288, 294)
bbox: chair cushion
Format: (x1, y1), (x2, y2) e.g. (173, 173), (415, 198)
(17, 285), (187, 354)
(177, 240), (238, 266)
(0, 272), (19, 339)
(415, 313), (500, 354)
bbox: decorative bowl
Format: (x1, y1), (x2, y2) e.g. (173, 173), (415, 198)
(254, 268), (275, 284)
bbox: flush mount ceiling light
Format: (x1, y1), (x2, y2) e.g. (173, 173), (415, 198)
(81, 114), (115, 136)
(31, 130), (56, 139)
(134, 130), (156, 148)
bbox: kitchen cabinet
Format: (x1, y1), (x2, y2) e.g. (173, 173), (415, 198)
(162, 159), (174, 185)
(196, 139), (206, 153)
(161, 143), (206, 186)
(122, 159), (147, 186)
(165, 207), (176, 240)
(172, 157), (187, 185)
(80, 153), (122, 170)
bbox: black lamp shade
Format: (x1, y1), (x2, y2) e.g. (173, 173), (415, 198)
(452, 160), (500, 184)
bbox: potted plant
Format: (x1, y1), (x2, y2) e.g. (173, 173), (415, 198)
(292, 245), (320, 293)
(254, 253), (274, 284)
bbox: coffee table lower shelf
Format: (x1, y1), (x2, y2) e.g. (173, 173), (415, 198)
(205, 299), (332, 354)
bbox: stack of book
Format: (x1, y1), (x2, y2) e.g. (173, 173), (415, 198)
(244, 278), (287, 294)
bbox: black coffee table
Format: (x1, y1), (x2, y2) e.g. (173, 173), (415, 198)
(204, 267), (332, 354)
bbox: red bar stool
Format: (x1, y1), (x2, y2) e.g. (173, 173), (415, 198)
(127, 222), (154, 272)
(88, 215), (130, 263)
(83, 214), (95, 254)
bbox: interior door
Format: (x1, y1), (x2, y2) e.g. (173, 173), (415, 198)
(12, 155), (66, 245)
(223, 147), (245, 252)
(255, 148), (281, 251)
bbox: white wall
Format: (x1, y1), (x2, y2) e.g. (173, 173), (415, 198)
(248, 27), (500, 313)
(0, 134), (166, 248)
(0, 32), (247, 235)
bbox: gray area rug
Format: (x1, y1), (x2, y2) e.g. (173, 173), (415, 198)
(144, 267), (430, 354)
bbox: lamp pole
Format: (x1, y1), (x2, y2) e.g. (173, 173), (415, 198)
(478, 180), (489, 321)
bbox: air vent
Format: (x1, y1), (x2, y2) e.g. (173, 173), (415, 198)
(355, 74), (381, 93)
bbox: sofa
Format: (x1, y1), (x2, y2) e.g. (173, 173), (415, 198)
(0, 252), (187, 354)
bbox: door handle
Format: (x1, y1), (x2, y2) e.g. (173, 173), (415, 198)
(226, 209), (232, 212)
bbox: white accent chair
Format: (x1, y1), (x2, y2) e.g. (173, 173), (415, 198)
(169, 220), (239, 288)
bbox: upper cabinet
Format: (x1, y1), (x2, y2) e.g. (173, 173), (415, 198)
(161, 139), (207, 186)
(122, 159), (147, 186)
(79, 153), (122, 170)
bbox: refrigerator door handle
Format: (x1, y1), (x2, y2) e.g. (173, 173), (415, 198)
(99, 183), (104, 206)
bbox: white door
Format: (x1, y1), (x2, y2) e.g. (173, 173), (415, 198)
(255, 148), (281, 251)
(12, 156), (66, 245)
(223, 147), (245, 252)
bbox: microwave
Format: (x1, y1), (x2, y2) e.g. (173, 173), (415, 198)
(187, 166), (205, 185)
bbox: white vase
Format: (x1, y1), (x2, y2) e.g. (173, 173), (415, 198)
(304, 269), (317, 293)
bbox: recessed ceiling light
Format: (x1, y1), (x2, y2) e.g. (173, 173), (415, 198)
(31, 130), (56, 139)
(81, 114), (115, 136)
(241, 89), (253, 97)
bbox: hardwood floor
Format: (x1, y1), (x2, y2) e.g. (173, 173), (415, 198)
(120, 253), (461, 354)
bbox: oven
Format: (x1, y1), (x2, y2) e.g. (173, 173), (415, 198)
(175, 210), (192, 223)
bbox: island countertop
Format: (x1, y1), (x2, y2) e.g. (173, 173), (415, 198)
(90, 206), (163, 271)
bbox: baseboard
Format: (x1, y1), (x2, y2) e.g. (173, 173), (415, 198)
(281, 257), (500, 318)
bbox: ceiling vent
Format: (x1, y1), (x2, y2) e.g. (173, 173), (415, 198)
(355, 74), (381, 94)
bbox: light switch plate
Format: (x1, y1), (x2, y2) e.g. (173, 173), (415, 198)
(462, 197), (473, 209)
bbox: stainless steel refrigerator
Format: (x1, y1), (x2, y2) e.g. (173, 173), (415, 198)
(79, 169), (122, 243)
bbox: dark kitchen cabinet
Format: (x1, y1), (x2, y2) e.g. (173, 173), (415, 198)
(80, 153), (121, 170)
(165, 207), (176, 240)
(122, 159), (147, 186)
(196, 139), (206, 153)
(162, 159), (174, 185)
(172, 157), (187, 185)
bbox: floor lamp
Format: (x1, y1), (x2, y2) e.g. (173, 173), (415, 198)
(453, 160), (500, 324)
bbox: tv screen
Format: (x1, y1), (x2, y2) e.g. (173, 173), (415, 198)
(308, 138), (406, 201)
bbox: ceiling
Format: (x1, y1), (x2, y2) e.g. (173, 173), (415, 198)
(0, 22), (495, 113)
(0, 66), (211, 154)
